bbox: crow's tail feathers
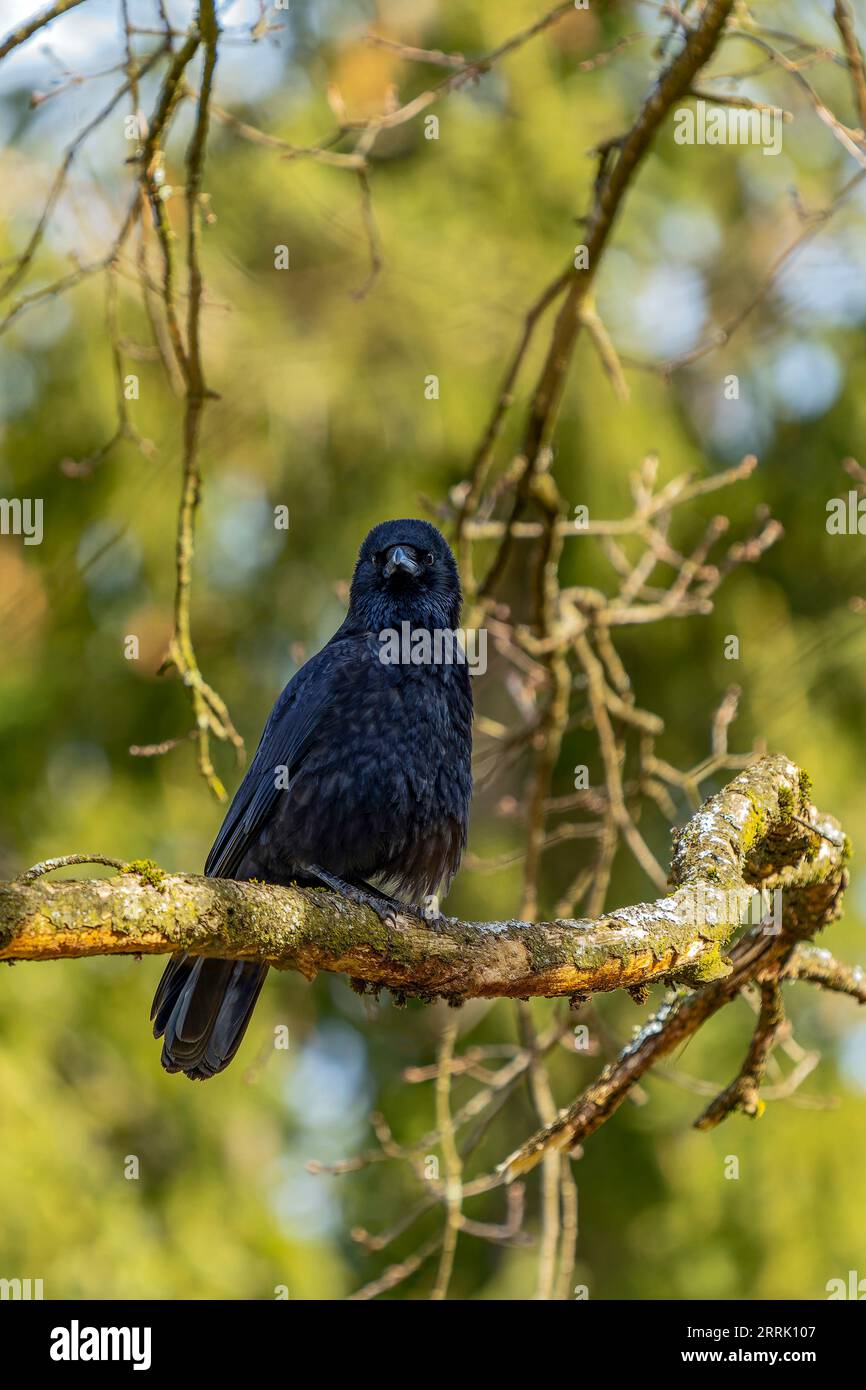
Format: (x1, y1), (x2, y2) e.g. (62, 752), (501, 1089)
(151, 954), (269, 1080)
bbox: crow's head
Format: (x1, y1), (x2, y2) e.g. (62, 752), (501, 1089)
(350, 519), (462, 631)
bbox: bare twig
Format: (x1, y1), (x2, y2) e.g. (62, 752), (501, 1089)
(0, 0), (87, 64)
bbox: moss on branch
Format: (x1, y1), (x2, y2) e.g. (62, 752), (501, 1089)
(0, 756), (849, 1009)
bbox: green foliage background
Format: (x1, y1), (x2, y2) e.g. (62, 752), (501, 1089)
(0, 0), (865, 1299)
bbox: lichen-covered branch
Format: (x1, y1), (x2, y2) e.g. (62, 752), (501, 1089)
(0, 757), (849, 1007)
(162, 0), (244, 799)
(499, 757), (851, 1178)
(693, 980), (785, 1130)
(135, 1), (244, 797)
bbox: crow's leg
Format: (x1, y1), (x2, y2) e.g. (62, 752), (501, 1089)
(357, 878), (445, 930)
(301, 865), (405, 925)
(354, 879), (407, 912)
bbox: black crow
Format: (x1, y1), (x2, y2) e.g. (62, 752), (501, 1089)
(151, 519), (473, 1078)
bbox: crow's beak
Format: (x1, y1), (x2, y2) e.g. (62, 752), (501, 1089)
(383, 545), (421, 579)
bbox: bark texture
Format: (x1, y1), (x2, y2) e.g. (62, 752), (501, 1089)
(0, 756), (848, 1008)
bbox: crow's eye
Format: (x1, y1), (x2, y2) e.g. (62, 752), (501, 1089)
(425, 552), (435, 565)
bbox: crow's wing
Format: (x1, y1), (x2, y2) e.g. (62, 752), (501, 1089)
(204, 632), (365, 879)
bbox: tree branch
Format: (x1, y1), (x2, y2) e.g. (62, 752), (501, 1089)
(834, 0), (866, 132)
(499, 757), (851, 1177)
(693, 980), (785, 1129)
(0, 0), (86, 64)
(476, 0), (737, 599)
(0, 757), (848, 1008)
